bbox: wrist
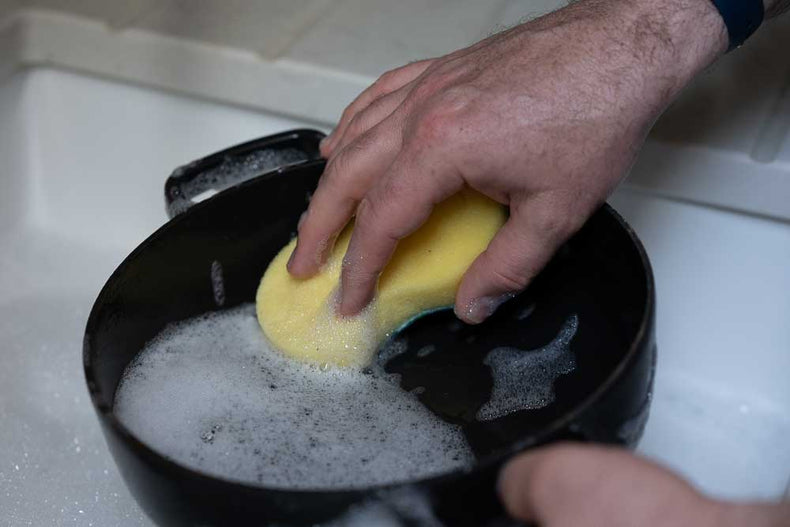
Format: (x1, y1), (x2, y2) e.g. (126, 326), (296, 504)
(546, 0), (728, 121)
(617, 0), (728, 97)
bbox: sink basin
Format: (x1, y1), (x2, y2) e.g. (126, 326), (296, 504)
(1, 67), (787, 525)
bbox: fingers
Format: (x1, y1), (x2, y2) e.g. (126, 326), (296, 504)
(327, 85), (411, 159)
(498, 443), (714, 526)
(498, 443), (600, 523)
(337, 153), (463, 316)
(321, 59), (433, 157)
(287, 123), (401, 278)
(455, 198), (577, 324)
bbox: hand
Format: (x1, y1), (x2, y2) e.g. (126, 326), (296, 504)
(498, 443), (790, 527)
(288, 0), (727, 323)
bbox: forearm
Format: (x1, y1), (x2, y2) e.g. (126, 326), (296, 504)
(525, 0), (728, 122)
(618, 0), (727, 98)
(551, 0), (788, 121)
(765, 0), (790, 17)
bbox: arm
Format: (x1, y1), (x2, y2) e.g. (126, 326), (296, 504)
(766, 0), (790, 17)
(289, 0), (783, 322)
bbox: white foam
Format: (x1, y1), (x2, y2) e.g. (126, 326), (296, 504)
(170, 148), (309, 214)
(314, 487), (442, 527)
(477, 315), (578, 421)
(196, 148), (308, 190)
(114, 304), (473, 489)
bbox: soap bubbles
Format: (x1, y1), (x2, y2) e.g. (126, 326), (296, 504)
(477, 315), (578, 421)
(114, 304), (473, 490)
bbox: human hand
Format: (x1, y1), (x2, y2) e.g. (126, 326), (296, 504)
(288, 0), (727, 323)
(498, 443), (790, 527)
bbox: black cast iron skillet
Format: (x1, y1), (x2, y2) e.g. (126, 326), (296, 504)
(83, 129), (656, 526)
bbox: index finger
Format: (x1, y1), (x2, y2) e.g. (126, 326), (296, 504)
(288, 122), (400, 278)
(322, 59), (434, 157)
(338, 151), (463, 316)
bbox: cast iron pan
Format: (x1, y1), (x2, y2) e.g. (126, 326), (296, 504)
(83, 129), (656, 526)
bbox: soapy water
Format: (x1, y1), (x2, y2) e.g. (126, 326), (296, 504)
(477, 315), (579, 421)
(169, 148), (309, 214)
(113, 304), (474, 490)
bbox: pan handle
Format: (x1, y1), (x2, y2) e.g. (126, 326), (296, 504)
(164, 128), (326, 218)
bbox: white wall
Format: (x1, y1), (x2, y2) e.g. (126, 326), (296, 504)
(0, 72), (34, 233)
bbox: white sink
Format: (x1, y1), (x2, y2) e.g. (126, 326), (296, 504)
(1, 68), (787, 526)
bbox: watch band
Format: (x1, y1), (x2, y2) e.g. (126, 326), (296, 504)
(709, 0), (764, 51)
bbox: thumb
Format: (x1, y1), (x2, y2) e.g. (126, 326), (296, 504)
(497, 443), (720, 526)
(455, 202), (575, 324)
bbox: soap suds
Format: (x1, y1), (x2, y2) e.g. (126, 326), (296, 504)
(477, 315), (578, 421)
(315, 487), (442, 527)
(169, 148), (309, 214)
(375, 338), (409, 365)
(114, 304), (473, 489)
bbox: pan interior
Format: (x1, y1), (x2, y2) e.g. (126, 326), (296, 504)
(85, 161), (649, 487)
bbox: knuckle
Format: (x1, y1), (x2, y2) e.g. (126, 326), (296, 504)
(375, 68), (403, 90)
(355, 196), (379, 226)
(324, 153), (358, 190)
(356, 195), (397, 241)
(409, 78), (442, 104)
(338, 104), (358, 125)
(342, 257), (378, 285)
(433, 60), (469, 82)
(366, 92), (392, 115)
(411, 105), (457, 145)
(377, 69), (397, 84)
(531, 207), (577, 240)
(408, 89), (476, 146)
(346, 112), (369, 138)
(490, 262), (530, 292)
(378, 173), (409, 200)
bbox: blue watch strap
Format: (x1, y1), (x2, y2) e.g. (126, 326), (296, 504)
(709, 0), (764, 51)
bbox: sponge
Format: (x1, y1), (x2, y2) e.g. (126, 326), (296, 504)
(256, 190), (506, 368)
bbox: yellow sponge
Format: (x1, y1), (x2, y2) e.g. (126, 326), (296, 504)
(256, 190), (506, 368)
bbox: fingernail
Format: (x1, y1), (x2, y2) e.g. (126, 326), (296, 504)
(460, 293), (515, 324)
